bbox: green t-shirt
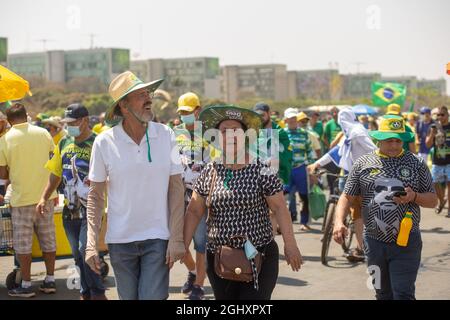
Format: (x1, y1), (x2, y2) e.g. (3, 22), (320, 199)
(324, 119), (342, 145)
(402, 124), (415, 152)
(312, 121), (324, 139)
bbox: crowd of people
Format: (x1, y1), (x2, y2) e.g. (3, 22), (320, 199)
(0, 69), (448, 300)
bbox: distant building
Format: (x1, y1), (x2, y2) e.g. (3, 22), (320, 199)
(131, 57), (221, 100)
(7, 48), (130, 84)
(221, 64), (288, 102)
(417, 78), (447, 95)
(287, 69), (342, 101)
(341, 73), (382, 99)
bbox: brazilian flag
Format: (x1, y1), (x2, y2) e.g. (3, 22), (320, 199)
(371, 81), (407, 107)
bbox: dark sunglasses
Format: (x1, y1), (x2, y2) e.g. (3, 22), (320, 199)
(437, 113), (447, 117)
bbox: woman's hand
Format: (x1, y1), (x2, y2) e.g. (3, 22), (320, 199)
(284, 242), (303, 272)
(393, 186), (416, 205)
(333, 222), (348, 245)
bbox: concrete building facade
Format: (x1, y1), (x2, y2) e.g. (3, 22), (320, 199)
(131, 57), (221, 100)
(7, 48), (130, 84)
(221, 64), (288, 102)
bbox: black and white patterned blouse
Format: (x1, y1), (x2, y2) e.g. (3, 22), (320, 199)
(344, 151), (434, 243)
(194, 161), (283, 253)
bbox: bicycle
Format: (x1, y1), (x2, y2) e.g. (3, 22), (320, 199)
(313, 170), (355, 265)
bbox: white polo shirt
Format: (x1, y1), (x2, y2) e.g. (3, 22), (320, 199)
(89, 121), (183, 244)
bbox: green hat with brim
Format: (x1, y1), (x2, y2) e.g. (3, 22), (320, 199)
(199, 104), (262, 133)
(105, 71), (164, 127)
(369, 115), (415, 142)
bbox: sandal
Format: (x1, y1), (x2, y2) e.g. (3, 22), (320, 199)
(435, 201), (445, 214)
(299, 224), (312, 231)
(346, 248), (365, 263)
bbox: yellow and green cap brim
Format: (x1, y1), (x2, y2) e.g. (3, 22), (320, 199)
(369, 130), (414, 142)
(198, 104), (262, 133)
(105, 79), (164, 126)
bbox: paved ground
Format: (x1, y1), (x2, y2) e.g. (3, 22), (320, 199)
(0, 206), (449, 300)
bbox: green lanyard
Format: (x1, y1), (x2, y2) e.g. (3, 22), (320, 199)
(145, 126), (152, 162)
(223, 168), (233, 190)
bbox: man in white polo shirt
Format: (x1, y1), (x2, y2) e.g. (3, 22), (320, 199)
(85, 71), (185, 300)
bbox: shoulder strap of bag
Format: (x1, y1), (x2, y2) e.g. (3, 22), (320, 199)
(206, 163), (217, 218)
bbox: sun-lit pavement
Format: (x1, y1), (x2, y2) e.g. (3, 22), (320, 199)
(1, 206), (449, 300)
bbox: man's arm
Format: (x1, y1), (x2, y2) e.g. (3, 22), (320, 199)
(166, 174), (186, 268)
(425, 127), (436, 149)
(85, 181), (106, 275)
(36, 173), (61, 216)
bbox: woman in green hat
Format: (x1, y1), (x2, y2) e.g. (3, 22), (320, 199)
(183, 105), (302, 300)
(333, 115), (437, 300)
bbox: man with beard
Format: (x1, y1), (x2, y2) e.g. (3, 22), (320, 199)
(85, 71), (185, 300)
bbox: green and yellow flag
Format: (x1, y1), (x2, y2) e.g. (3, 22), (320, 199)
(371, 81), (406, 107)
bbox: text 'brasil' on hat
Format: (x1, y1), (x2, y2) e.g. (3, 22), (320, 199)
(106, 71), (163, 125)
(177, 92), (200, 113)
(199, 104), (262, 133)
(369, 115), (415, 142)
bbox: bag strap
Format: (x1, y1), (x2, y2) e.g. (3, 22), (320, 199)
(206, 163), (217, 219)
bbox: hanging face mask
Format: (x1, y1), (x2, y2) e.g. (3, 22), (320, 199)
(67, 125), (81, 137)
(244, 239), (258, 260)
(180, 113), (196, 125)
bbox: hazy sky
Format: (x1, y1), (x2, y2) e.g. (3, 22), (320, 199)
(2, 0), (449, 94)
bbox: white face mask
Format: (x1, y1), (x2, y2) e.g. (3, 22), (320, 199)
(67, 125), (81, 137)
(180, 113), (196, 125)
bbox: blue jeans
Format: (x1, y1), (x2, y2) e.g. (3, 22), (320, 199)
(108, 239), (169, 300)
(364, 232), (422, 300)
(63, 217), (105, 297)
(431, 164), (450, 183)
(289, 165), (309, 224)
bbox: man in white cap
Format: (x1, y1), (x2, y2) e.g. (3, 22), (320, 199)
(85, 71), (185, 300)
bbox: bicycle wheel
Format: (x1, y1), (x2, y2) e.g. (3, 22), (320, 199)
(321, 200), (331, 232)
(341, 216), (355, 253)
(321, 202), (336, 265)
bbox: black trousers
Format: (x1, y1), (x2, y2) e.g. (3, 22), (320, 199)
(207, 240), (279, 300)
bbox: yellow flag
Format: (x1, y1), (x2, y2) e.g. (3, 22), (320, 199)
(0, 65), (32, 103)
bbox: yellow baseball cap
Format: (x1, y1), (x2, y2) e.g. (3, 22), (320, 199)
(369, 115), (414, 141)
(386, 103), (401, 115)
(177, 92), (200, 113)
(297, 112), (309, 122)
